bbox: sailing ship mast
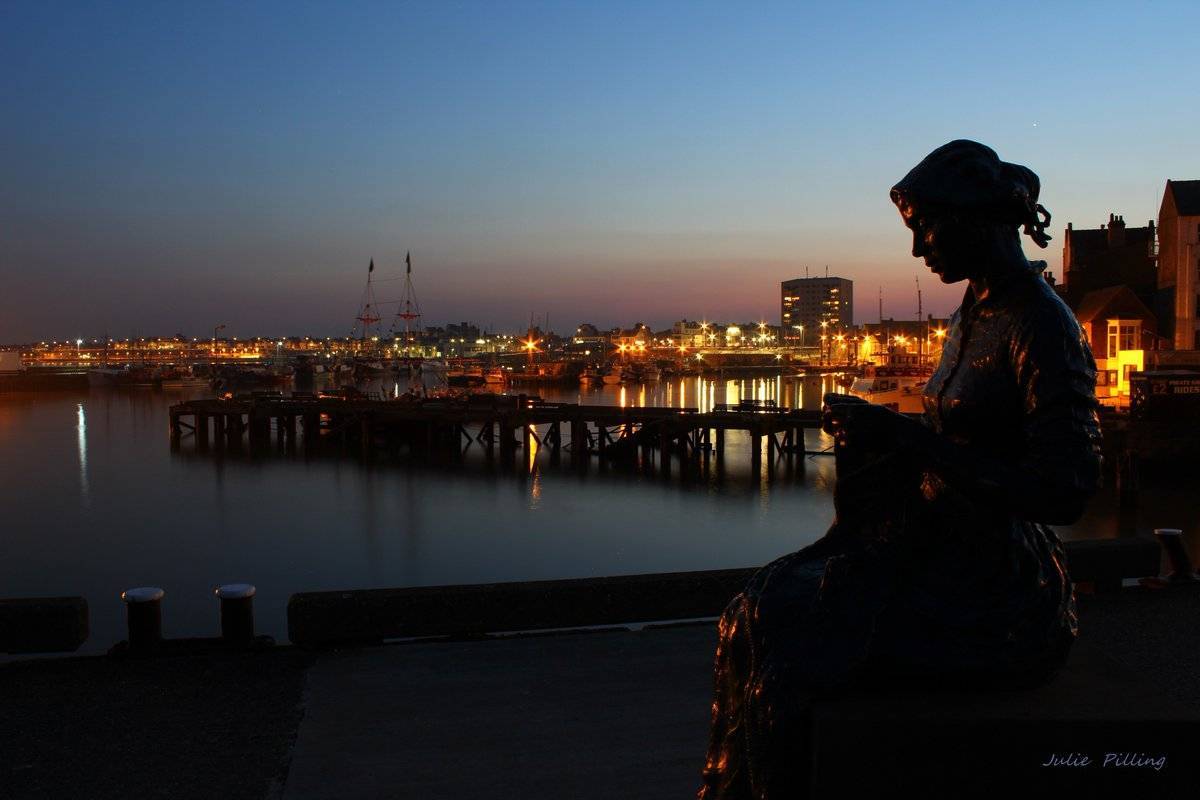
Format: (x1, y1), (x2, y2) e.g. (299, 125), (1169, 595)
(915, 274), (925, 364)
(352, 259), (382, 351)
(390, 251), (422, 358)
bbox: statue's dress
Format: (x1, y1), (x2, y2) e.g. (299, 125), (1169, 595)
(698, 260), (1103, 799)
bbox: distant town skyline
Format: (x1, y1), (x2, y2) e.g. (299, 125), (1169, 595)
(3, 1), (1198, 341)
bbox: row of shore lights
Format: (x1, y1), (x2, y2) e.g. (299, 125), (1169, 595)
(39, 327), (949, 354)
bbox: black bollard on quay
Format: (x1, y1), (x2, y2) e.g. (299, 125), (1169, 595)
(1154, 528), (1198, 583)
(121, 587), (164, 648)
(215, 583), (256, 643)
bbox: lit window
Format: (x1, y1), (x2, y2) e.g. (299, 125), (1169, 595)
(1119, 325), (1136, 351)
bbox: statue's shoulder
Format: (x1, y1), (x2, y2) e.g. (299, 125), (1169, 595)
(1007, 273), (1095, 376)
(1010, 267), (1083, 338)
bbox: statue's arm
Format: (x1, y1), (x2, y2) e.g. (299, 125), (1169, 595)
(917, 307), (1103, 524)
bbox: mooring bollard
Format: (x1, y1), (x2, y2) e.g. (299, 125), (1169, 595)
(215, 583), (256, 643)
(121, 587), (164, 648)
(1153, 529), (1198, 583)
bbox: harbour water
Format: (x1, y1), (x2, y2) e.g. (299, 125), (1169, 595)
(1, 374), (1191, 652)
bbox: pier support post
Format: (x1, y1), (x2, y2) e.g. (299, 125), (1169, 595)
(196, 414), (209, 450)
(361, 417), (375, 455)
(249, 413), (270, 449)
(229, 414), (246, 447)
(482, 421), (495, 457)
(499, 420), (517, 466)
(548, 421), (561, 464)
(570, 420), (586, 466)
(301, 413), (319, 447)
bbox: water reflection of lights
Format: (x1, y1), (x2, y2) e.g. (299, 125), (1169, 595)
(526, 423), (539, 472)
(529, 470), (542, 506)
(77, 403), (90, 507)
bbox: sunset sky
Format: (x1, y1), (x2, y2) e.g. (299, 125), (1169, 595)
(3, 1), (1198, 340)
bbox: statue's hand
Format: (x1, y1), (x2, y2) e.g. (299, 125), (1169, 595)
(821, 392), (869, 437)
(823, 392), (869, 408)
(823, 402), (927, 452)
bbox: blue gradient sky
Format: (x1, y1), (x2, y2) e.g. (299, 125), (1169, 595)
(3, 1), (1197, 340)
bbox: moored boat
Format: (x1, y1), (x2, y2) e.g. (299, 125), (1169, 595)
(485, 367), (508, 387)
(847, 351), (931, 413)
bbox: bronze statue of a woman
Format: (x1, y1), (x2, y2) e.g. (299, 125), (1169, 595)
(697, 140), (1103, 799)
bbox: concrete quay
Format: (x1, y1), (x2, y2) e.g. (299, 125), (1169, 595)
(2, 585), (1199, 799)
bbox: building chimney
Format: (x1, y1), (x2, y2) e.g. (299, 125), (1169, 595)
(1107, 213), (1126, 247)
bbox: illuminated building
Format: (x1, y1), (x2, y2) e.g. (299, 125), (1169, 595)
(781, 276), (853, 346)
(859, 315), (951, 365)
(1074, 286), (1156, 407)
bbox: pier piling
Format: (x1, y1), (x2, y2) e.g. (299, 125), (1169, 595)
(168, 396), (843, 474)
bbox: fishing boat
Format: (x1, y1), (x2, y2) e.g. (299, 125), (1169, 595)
(847, 351), (931, 414)
(602, 364), (636, 385)
(485, 366), (508, 387)
(353, 359), (392, 379)
(448, 365), (486, 388)
(636, 362), (661, 382)
(579, 365), (602, 386)
(86, 367), (126, 387)
(160, 366), (210, 390)
(211, 365), (291, 391)
(87, 365), (158, 388)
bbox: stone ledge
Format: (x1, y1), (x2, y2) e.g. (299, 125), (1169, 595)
(287, 537), (1163, 647)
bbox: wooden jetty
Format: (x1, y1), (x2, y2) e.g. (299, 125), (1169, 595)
(169, 392), (834, 471)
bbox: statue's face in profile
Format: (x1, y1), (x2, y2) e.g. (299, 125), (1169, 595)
(896, 198), (973, 284)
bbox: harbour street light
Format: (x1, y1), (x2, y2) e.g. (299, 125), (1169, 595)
(522, 337), (539, 366)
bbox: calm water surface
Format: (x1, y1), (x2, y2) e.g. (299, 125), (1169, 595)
(0, 374), (1190, 652)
